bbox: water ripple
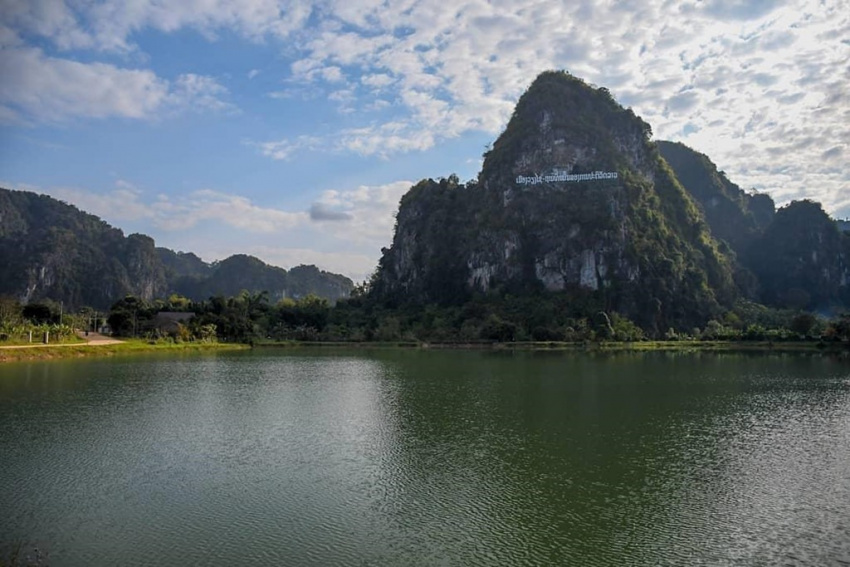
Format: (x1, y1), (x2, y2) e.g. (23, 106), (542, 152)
(1, 350), (849, 565)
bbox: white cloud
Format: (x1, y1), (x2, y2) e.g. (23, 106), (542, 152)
(169, 74), (239, 114)
(151, 189), (307, 232)
(6, 181), (305, 233)
(310, 180), (412, 245)
(338, 123), (436, 157)
(320, 66), (344, 82)
(0, 47), (167, 122)
(255, 123), (436, 160)
(175, 180), (413, 279)
(361, 73), (394, 88)
(0, 47), (235, 122)
(0, 0), (92, 50)
(0, 179), (155, 222)
(58, 186), (155, 223)
(253, 135), (323, 160)
(1, 0), (312, 53)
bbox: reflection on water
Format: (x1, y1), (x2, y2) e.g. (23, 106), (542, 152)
(1, 350), (849, 565)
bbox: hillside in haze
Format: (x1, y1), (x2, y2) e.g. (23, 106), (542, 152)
(0, 188), (353, 309)
(659, 142), (850, 310)
(656, 140), (775, 256)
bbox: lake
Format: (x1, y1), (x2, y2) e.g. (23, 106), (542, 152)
(1, 349), (849, 565)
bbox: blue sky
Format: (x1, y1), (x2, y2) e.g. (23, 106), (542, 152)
(1, 0), (847, 282)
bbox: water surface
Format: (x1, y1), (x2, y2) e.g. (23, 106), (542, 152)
(1, 349), (849, 565)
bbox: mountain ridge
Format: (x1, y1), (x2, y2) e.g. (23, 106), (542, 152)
(0, 187), (353, 309)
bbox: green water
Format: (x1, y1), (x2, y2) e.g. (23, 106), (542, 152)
(1, 349), (849, 566)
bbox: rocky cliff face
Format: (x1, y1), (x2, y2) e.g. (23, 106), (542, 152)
(375, 71), (736, 330)
(0, 188), (354, 308)
(657, 140), (774, 256)
(0, 189), (165, 307)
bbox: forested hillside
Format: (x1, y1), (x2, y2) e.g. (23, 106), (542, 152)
(0, 188), (353, 309)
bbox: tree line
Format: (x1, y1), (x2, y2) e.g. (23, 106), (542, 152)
(3, 287), (850, 347)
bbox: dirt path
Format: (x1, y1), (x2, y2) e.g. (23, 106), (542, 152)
(76, 331), (124, 345)
(0, 331), (124, 350)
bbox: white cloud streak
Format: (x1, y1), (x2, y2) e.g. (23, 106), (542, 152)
(0, 47), (236, 122)
(1, 0), (311, 52)
(151, 189), (307, 232)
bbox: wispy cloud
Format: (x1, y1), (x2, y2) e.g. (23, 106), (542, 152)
(252, 135), (323, 161)
(152, 189), (306, 232)
(309, 181), (412, 244)
(0, 47), (236, 123)
(1, 0), (312, 53)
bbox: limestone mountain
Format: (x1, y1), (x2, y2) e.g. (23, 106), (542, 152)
(0, 188), (167, 308)
(374, 71), (736, 331)
(0, 188), (353, 309)
(657, 140), (775, 256)
(171, 255), (353, 302)
(157, 248), (212, 280)
(745, 200), (849, 310)
(657, 142), (850, 310)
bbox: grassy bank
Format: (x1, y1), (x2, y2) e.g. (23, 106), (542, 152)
(0, 340), (249, 363)
(0, 336), (86, 347)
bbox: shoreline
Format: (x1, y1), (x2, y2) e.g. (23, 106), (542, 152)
(253, 339), (846, 354)
(1, 338), (845, 363)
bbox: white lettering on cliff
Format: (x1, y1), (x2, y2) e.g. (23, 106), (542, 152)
(515, 169), (618, 185)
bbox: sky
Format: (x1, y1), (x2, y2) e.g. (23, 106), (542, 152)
(0, 0), (848, 283)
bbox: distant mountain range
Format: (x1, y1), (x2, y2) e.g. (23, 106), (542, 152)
(0, 188), (353, 309)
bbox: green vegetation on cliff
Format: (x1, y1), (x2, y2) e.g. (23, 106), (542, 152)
(657, 140), (775, 255)
(369, 71), (850, 336)
(0, 188), (354, 309)
(658, 142), (850, 312)
(374, 71), (736, 333)
(746, 200), (849, 310)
